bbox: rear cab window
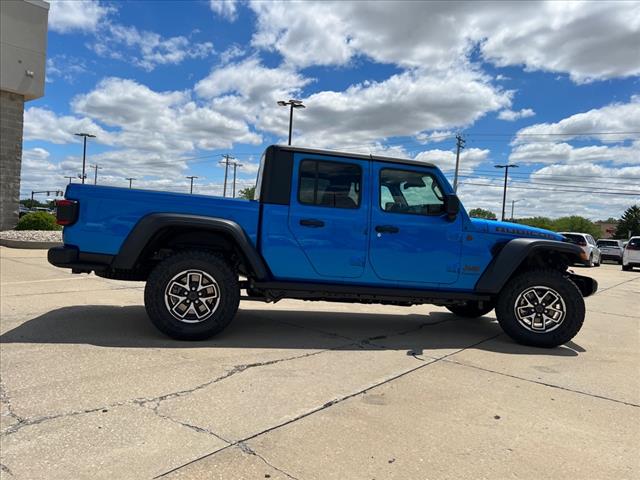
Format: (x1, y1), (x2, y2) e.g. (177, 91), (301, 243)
(298, 159), (361, 209)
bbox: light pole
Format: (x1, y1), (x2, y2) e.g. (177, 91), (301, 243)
(495, 164), (519, 221)
(126, 177), (136, 189)
(511, 199), (520, 221)
(74, 133), (96, 184)
(64, 176), (74, 184)
(277, 99), (305, 145)
(186, 176), (198, 194)
(232, 161), (243, 198)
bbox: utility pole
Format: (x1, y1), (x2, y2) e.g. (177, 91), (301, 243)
(495, 164), (519, 221)
(277, 99), (305, 145)
(232, 161), (243, 198)
(64, 176), (74, 184)
(126, 177), (136, 189)
(90, 164), (102, 185)
(452, 134), (465, 192)
(74, 133), (96, 184)
(511, 199), (520, 221)
(219, 154), (235, 197)
(186, 176), (198, 194)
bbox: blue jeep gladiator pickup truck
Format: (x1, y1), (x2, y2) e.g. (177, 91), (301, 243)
(49, 145), (597, 347)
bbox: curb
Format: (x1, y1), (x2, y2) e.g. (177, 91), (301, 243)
(0, 239), (62, 249)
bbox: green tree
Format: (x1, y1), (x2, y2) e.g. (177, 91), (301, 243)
(553, 216), (601, 238)
(514, 216), (555, 231)
(237, 185), (256, 200)
(614, 205), (640, 239)
(468, 208), (497, 220)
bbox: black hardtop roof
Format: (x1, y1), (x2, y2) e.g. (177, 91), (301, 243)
(271, 145), (437, 169)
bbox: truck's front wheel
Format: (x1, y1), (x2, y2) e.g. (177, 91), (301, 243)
(495, 269), (584, 348)
(144, 250), (240, 340)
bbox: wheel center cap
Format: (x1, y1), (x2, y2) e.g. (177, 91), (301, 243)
(535, 304), (544, 313)
(188, 292), (198, 301)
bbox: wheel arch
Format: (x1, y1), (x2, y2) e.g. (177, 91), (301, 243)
(475, 238), (585, 295)
(111, 213), (269, 280)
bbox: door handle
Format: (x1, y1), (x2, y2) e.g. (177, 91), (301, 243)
(375, 225), (399, 233)
(300, 218), (325, 228)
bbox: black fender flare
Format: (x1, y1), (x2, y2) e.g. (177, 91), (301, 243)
(475, 238), (584, 294)
(111, 213), (269, 280)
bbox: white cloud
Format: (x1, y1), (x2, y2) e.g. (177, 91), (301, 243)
(509, 141), (640, 166)
(249, 1), (640, 82)
(498, 108), (535, 122)
(414, 147), (490, 172)
(289, 69), (510, 149)
(48, 0), (112, 33)
(46, 55), (89, 84)
(210, 0), (238, 21)
(514, 96), (640, 144)
(416, 131), (455, 144)
(23, 107), (112, 145)
(90, 24), (214, 71)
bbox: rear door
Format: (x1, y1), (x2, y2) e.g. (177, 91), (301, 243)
(368, 162), (462, 285)
(288, 154), (369, 278)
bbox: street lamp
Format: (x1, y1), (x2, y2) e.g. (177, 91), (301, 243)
(64, 175), (75, 184)
(277, 99), (305, 145)
(495, 164), (519, 221)
(74, 132), (96, 184)
(186, 176), (198, 194)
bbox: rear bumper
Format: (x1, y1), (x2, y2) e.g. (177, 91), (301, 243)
(48, 246), (114, 273)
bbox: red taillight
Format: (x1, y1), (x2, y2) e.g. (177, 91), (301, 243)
(627, 244), (640, 250)
(56, 199), (78, 226)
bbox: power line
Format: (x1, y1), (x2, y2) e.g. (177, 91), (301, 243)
(456, 175), (640, 194)
(459, 182), (640, 196)
(452, 134), (465, 192)
(219, 154), (235, 197)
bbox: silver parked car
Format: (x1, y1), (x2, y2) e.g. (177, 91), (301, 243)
(596, 239), (624, 264)
(560, 232), (601, 267)
(622, 236), (640, 271)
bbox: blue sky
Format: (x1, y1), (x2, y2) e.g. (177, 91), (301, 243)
(22, 0), (640, 219)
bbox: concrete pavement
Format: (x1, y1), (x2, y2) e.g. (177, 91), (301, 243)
(0, 247), (638, 479)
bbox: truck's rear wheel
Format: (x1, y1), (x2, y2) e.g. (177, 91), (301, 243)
(446, 301), (494, 318)
(495, 269), (584, 348)
(144, 250), (239, 340)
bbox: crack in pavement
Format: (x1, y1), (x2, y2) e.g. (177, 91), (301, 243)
(2, 285), (145, 298)
(237, 442), (301, 480)
(591, 276), (640, 295)
(0, 347), (340, 438)
(0, 462), (14, 477)
(0, 381), (25, 428)
(155, 332), (502, 478)
(442, 358), (640, 408)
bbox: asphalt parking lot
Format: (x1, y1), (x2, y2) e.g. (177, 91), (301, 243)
(0, 246), (638, 479)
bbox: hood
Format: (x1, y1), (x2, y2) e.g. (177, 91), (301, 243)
(470, 218), (564, 241)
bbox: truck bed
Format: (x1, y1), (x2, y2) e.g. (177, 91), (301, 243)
(62, 184), (260, 255)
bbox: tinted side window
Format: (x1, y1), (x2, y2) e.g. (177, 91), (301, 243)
(298, 160), (361, 209)
(379, 168), (444, 216)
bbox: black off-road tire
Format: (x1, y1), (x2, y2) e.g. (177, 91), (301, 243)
(622, 264), (632, 271)
(446, 301), (494, 318)
(495, 269), (585, 348)
(144, 250), (240, 340)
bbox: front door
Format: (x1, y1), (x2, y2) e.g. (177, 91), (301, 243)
(288, 154), (369, 279)
(369, 162), (462, 285)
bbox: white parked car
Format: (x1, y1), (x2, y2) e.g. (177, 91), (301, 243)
(596, 239), (624, 264)
(560, 232), (601, 267)
(622, 236), (640, 271)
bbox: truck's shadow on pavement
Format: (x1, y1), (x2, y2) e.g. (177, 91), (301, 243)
(0, 305), (584, 357)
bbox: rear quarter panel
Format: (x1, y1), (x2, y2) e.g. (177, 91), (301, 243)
(62, 184), (260, 255)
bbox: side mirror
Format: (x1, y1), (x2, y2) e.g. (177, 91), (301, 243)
(444, 194), (460, 220)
